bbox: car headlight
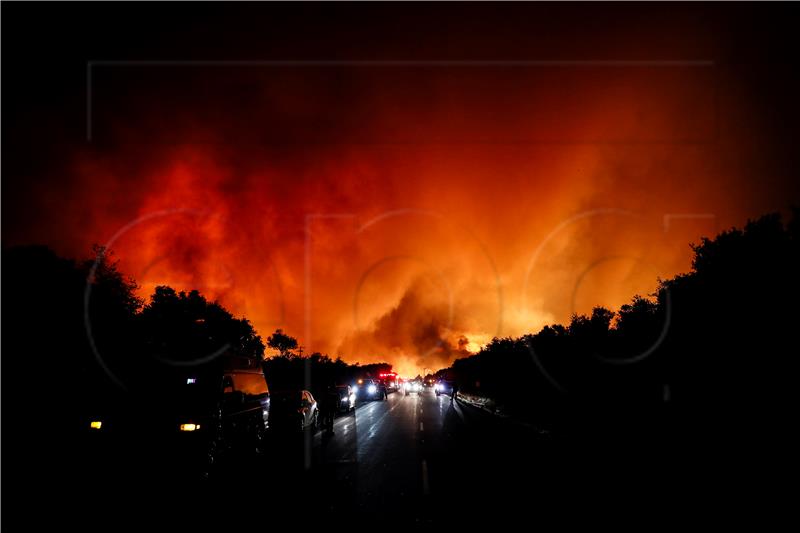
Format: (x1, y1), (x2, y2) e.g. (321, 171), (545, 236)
(367, 385), (377, 394)
(352, 385), (358, 393)
(180, 423), (200, 432)
(90, 420), (102, 430)
(341, 397), (348, 403)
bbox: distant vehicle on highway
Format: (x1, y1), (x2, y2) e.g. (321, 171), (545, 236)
(379, 372), (399, 392)
(435, 380), (454, 397)
(269, 389), (319, 431)
(80, 354), (270, 479)
(336, 385), (356, 412)
(355, 378), (387, 401)
(404, 380), (422, 395)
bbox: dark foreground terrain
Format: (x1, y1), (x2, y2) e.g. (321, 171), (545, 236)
(10, 388), (787, 529)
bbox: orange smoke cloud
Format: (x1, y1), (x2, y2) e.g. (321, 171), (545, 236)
(13, 62), (798, 376)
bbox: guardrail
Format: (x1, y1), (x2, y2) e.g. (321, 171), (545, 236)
(454, 391), (500, 415)
(455, 391), (551, 436)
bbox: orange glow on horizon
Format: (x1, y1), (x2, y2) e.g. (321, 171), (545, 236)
(16, 64), (792, 376)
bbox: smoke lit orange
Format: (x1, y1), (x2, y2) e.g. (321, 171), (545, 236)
(8, 63), (798, 376)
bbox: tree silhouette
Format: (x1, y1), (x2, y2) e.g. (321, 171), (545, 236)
(443, 210), (800, 445)
(267, 328), (299, 357)
(137, 286), (264, 368)
(262, 332), (392, 398)
(2, 245), (143, 477)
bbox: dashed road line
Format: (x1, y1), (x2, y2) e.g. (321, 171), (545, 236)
(421, 459), (430, 495)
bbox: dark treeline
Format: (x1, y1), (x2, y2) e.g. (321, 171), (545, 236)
(262, 329), (392, 394)
(441, 210), (800, 448)
(3, 246), (266, 400)
(1, 246), (389, 451)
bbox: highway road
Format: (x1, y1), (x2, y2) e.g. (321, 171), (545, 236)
(44, 389), (544, 527)
(33, 388), (679, 529)
(241, 388), (555, 524)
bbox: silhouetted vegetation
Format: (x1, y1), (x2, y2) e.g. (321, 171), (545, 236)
(266, 328), (298, 357)
(2, 246), (266, 407)
(3, 246), (144, 481)
(139, 286), (265, 364)
(1, 246), (390, 425)
(444, 210), (800, 449)
(262, 328), (392, 398)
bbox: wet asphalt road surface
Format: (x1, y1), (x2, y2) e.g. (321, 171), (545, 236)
(38, 390), (548, 527)
(24, 389), (704, 528)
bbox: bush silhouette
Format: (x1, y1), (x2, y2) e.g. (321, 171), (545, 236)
(447, 209), (800, 448)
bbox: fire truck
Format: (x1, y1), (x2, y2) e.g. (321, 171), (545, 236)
(378, 372), (399, 392)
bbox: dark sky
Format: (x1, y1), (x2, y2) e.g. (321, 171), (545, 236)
(4, 2), (800, 207)
(3, 2), (800, 374)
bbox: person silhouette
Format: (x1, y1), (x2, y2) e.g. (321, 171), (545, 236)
(322, 382), (339, 435)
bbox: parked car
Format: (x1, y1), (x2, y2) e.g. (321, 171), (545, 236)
(269, 389), (319, 431)
(79, 354), (270, 479)
(355, 378), (387, 401)
(336, 385), (357, 413)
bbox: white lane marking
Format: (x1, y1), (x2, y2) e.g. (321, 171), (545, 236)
(421, 459), (430, 495)
(419, 422), (424, 432)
